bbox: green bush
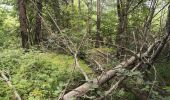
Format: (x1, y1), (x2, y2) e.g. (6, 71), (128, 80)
(0, 49), (91, 99)
(0, 7), (19, 49)
(156, 62), (170, 85)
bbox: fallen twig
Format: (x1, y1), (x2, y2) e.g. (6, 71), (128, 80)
(0, 71), (22, 100)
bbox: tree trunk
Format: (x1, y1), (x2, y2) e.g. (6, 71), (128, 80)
(34, 0), (42, 45)
(87, 0), (92, 34)
(115, 0), (129, 59)
(78, 0), (81, 13)
(18, 0), (29, 48)
(63, 43), (157, 99)
(71, 0), (74, 14)
(95, 0), (102, 48)
(143, 0), (157, 39)
(55, 0), (61, 27)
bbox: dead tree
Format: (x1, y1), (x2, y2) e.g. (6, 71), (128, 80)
(62, 5), (170, 100)
(62, 43), (155, 99)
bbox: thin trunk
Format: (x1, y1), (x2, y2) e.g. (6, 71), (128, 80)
(55, 0), (61, 27)
(87, 0), (92, 34)
(63, 1), (70, 28)
(95, 0), (101, 48)
(71, 0), (74, 14)
(35, 0), (42, 45)
(18, 0), (29, 48)
(86, 0), (93, 47)
(148, 5), (170, 67)
(78, 0), (81, 13)
(115, 0), (129, 59)
(143, 0), (157, 41)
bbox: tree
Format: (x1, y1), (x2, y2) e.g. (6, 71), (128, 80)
(143, 0), (157, 42)
(86, 0), (93, 35)
(34, 0), (42, 45)
(18, 0), (29, 48)
(78, 0), (81, 13)
(95, 0), (102, 48)
(115, 0), (130, 58)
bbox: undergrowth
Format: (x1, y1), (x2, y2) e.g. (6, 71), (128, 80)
(0, 49), (91, 100)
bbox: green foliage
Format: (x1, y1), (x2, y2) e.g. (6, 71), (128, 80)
(157, 63), (170, 85)
(0, 7), (19, 48)
(101, 10), (117, 37)
(0, 0), (170, 99)
(164, 86), (170, 91)
(0, 49), (91, 99)
(86, 47), (113, 71)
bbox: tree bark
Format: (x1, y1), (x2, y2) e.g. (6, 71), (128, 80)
(115, 0), (129, 59)
(34, 0), (42, 45)
(71, 0), (74, 14)
(86, 0), (92, 34)
(148, 5), (170, 67)
(143, 0), (157, 38)
(95, 0), (102, 48)
(142, 0), (157, 46)
(18, 0), (29, 48)
(78, 0), (81, 13)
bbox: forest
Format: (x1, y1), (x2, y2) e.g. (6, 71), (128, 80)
(0, 0), (170, 100)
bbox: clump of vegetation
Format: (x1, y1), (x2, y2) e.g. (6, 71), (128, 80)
(0, 0), (170, 99)
(0, 49), (91, 99)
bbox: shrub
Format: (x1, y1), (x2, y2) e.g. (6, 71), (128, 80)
(0, 49), (91, 99)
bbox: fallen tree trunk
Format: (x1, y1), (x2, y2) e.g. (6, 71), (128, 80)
(63, 5), (170, 100)
(62, 43), (157, 99)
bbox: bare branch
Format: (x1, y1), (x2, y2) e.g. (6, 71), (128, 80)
(0, 71), (22, 100)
